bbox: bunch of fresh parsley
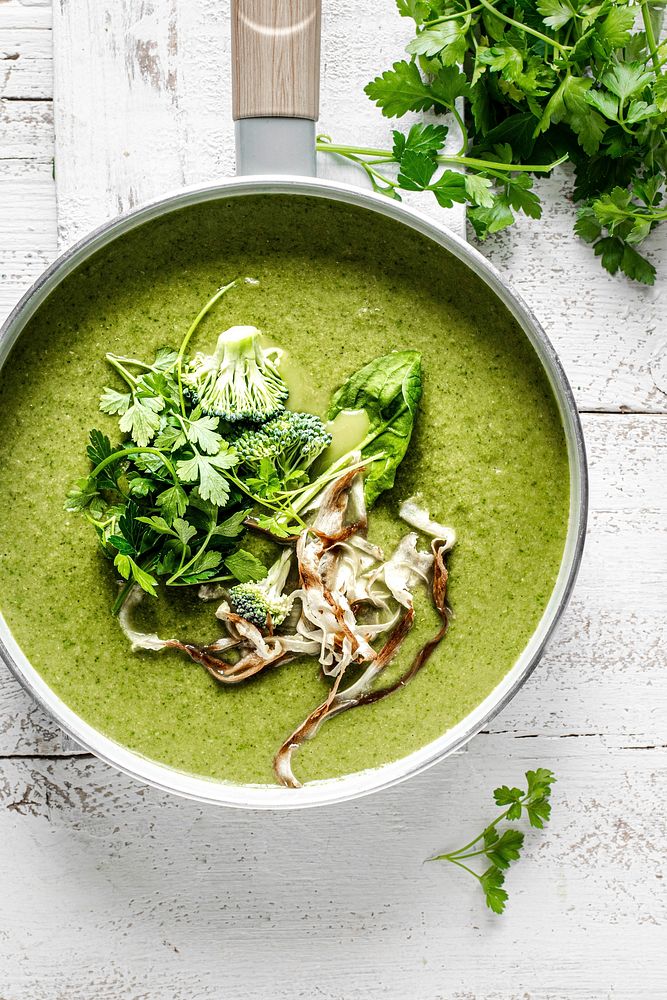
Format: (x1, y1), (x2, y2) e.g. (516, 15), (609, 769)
(432, 767), (556, 913)
(65, 285), (268, 614)
(318, 0), (666, 283)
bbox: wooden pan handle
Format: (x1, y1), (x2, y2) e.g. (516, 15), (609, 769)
(231, 0), (321, 121)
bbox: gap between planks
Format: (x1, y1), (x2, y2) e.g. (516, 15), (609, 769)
(2, 730), (667, 764)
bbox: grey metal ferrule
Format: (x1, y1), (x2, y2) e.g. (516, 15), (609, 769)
(235, 118), (316, 177)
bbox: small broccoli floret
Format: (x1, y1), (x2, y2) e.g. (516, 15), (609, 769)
(229, 549), (294, 629)
(234, 410), (332, 478)
(182, 325), (288, 423)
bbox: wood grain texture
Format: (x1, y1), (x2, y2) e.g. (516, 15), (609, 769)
(0, 157), (56, 319)
(0, 739), (665, 999)
(0, 2), (666, 995)
(51, 0), (466, 245)
(231, 0), (321, 120)
(0, 0), (52, 33)
(0, 96), (52, 159)
(0, 20), (51, 99)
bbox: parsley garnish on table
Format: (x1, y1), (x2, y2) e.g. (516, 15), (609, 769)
(431, 768), (556, 913)
(319, 0), (666, 283)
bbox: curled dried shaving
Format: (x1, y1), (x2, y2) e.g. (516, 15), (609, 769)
(118, 586), (287, 681)
(291, 469), (435, 678)
(118, 586), (172, 652)
(399, 494), (456, 551)
(274, 537), (450, 788)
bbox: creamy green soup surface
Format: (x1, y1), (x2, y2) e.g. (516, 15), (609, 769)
(0, 196), (569, 784)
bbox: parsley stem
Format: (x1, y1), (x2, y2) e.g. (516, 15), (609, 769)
(226, 472), (299, 523)
(106, 353), (154, 372)
(289, 451), (385, 513)
(449, 845), (500, 861)
(441, 856), (483, 881)
(105, 355), (138, 389)
(176, 279), (238, 417)
(450, 104), (469, 157)
(112, 579), (135, 616)
(363, 164), (398, 191)
(445, 805), (521, 857)
(641, 0), (663, 75)
(91, 447), (179, 489)
(167, 523), (215, 585)
(424, 3), (485, 25)
(439, 153), (568, 172)
(316, 141), (567, 174)
(476, 0), (571, 52)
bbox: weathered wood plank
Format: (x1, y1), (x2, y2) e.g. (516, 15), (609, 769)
(0, 25), (51, 98)
(0, 157), (55, 238)
(0, 0), (52, 33)
(0, 738), (664, 999)
(0, 95), (52, 159)
(50, 0), (464, 246)
(52, 0), (186, 245)
(0, 413), (664, 756)
(483, 170), (667, 414)
(0, 157), (56, 318)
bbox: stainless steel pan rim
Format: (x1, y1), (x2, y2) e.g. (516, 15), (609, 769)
(0, 174), (588, 809)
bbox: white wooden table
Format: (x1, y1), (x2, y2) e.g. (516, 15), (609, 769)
(1, 2), (666, 997)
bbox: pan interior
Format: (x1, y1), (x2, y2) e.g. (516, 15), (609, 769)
(0, 195), (569, 785)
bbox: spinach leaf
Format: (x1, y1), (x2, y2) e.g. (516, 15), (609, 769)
(328, 350), (422, 506)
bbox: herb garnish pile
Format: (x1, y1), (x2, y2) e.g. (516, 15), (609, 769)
(432, 767), (557, 912)
(66, 282), (267, 613)
(319, 0), (666, 283)
(66, 281), (457, 785)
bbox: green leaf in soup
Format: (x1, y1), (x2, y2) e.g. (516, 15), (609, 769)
(210, 508), (252, 539)
(178, 549), (224, 585)
(119, 395), (163, 447)
(156, 484), (188, 522)
(129, 559), (158, 596)
(99, 386), (131, 416)
(328, 350), (422, 507)
(224, 549), (269, 583)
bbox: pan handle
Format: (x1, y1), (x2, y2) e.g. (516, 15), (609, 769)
(231, 0), (321, 177)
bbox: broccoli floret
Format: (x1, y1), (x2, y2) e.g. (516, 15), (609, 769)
(229, 549), (294, 629)
(182, 325), (288, 423)
(234, 410), (332, 479)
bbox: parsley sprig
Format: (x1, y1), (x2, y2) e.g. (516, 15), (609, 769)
(320, 0), (666, 283)
(431, 768), (556, 913)
(65, 281), (269, 612)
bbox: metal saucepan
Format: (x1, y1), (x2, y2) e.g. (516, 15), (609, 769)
(0, 0), (587, 808)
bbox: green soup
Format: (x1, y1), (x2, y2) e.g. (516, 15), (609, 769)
(0, 196), (569, 785)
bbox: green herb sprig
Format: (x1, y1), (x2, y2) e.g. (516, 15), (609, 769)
(319, 0), (666, 283)
(65, 282), (269, 612)
(431, 768), (556, 913)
